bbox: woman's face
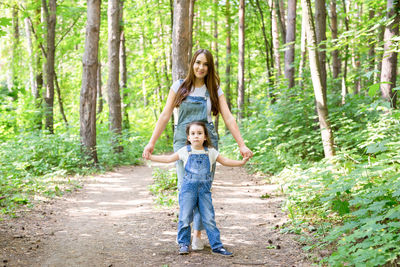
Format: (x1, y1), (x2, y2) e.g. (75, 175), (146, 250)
(193, 53), (208, 80)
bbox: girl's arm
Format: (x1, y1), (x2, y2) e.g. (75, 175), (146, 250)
(142, 89), (177, 159)
(216, 154), (249, 167)
(149, 152), (179, 163)
(218, 94), (253, 158)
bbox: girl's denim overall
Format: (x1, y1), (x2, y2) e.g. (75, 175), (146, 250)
(173, 81), (218, 231)
(177, 145), (223, 250)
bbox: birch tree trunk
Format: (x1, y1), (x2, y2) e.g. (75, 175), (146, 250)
(284, 0), (296, 88)
(43, 0), (57, 134)
(315, 0), (327, 99)
(237, 0), (245, 121)
(302, 0), (335, 158)
(80, 0), (101, 164)
(380, 0), (400, 108)
(107, 0), (123, 152)
(172, 0), (190, 81)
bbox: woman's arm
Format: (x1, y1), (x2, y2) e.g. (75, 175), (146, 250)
(218, 94), (253, 158)
(216, 154), (249, 167)
(149, 153), (179, 163)
(142, 89), (177, 159)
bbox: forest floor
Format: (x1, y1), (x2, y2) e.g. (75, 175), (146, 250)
(0, 162), (314, 267)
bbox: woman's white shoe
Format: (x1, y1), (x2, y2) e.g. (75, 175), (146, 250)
(191, 237), (205, 250)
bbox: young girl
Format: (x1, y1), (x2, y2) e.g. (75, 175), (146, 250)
(149, 121), (249, 256)
(143, 49), (253, 249)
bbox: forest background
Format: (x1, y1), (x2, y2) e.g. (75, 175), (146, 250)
(1, 0), (400, 265)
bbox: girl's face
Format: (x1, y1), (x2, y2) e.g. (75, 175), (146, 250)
(193, 53), (208, 80)
(187, 124), (207, 147)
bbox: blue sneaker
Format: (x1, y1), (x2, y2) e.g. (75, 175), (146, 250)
(212, 247), (233, 256)
(179, 244), (189, 255)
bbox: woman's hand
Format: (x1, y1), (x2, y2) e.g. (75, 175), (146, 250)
(142, 143), (154, 160)
(239, 145), (253, 159)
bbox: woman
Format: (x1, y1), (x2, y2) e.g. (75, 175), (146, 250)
(142, 48), (253, 250)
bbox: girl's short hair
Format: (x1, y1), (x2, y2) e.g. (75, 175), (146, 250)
(185, 121), (213, 148)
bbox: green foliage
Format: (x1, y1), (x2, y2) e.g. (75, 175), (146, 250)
(148, 168), (178, 207)
(268, 99), (400, 266)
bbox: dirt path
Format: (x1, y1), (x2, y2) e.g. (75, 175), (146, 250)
(1, 163), (311, 267)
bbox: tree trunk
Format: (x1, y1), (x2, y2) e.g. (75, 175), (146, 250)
(380, 0), (400, 108)
(270, 0), (282, 79)
(24, 17), (37, 99)
(43, 0), (57, 134)
(330, 0), (340, 79)
(35, 4), (43, 130)
(284, 0), (296, 88)
(341, 0), (349, 104)
(351, 2), (361, 94)
(302, 0), (335, 158)
(107, 0), (123, 152)
(314, 0), (327, 99)
(237, 0), (245, 121)
(376, 12), (385, 83)
(9, 5), (19, 92)
(54, 72), (68, 127)
(119, 0), (129, 129)
(213, 0), (219, 135)
(368, 9), (375, 74)
(97, 61), (103, 114)
(225, 0), (232, 110)
(299, 11), (307, 89)
(255, 0), (273, 100)
(80, 0), (101, 164)
(276, 0), (286, 43)
(172, 0), (190, 81)
(188, 0), (195, 65)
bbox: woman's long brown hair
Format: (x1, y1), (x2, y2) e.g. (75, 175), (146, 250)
(173, 49), (221, 116)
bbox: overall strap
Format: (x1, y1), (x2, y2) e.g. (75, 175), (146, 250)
(186, 144), (192, 155)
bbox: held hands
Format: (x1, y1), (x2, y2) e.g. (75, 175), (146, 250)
(241, 156), (250, 166)
(142, 143), (154, 160)
(239, 145), (253, 159)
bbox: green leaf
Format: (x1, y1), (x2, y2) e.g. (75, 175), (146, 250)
(368, 83), (381, 97)
(332, 199), (350, 215)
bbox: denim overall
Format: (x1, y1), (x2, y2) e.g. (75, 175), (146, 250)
(173, 80), (219, 231)
(177, 145), (223, 250)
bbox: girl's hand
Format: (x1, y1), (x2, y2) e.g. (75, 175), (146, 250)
(142, 143), (154, 160)
(241, 156), (250, 165)
(239, 145), (253, 159)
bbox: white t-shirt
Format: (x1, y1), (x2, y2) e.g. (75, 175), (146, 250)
(177, 146), (219, 172)
(171, 80), (224, 124)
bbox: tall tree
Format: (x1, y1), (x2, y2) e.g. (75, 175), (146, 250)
(254, 0), (273, 100)
(24, 17), (36, 99)
(341, 0), (349, 104)
(225, 0), (232, 110)
(188, 0), (195, 65)
(299, 11), (307, 89)
(270, 0), (282, 79)
(314, 0), (327, 99)
(330, 0), (340, 79)
(380, 0), (400, 108)
(42, 0), (57, 134)
(9, 5), (19, 92)
(119, 0), (129, 129)
(237, 0), (245, 120)
(351, 2), (361, 94)
(172, 0), (190, 81)
(107, 0), (123, 151)
(302, 0), (335, 158)
(284, 0), (296, 88)
(80, 0), (101, 164)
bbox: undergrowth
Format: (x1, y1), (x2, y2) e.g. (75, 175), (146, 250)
(220, 92), (400, 266)
(148, 168), (178, 207)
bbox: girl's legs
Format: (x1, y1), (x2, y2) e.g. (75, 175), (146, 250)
(176, 160), (204, 232)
